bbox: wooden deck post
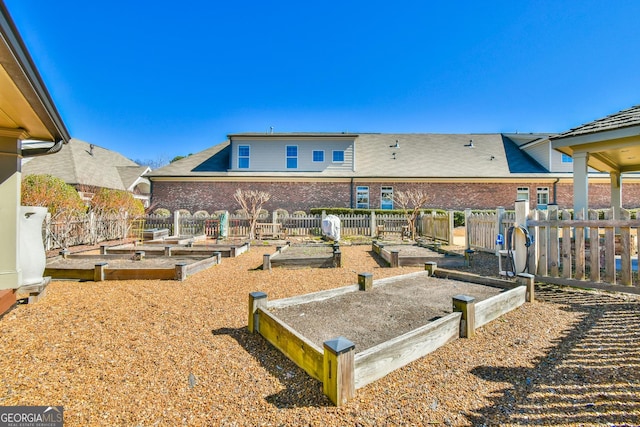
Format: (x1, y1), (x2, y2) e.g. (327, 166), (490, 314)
(100, 245), (108, 255)
(134, 251), (145, 261)
(164, 246), (172, 256)
(248, 291), (268, 333)
(424, 261), (437, 276)
(453, 295), (476, 338)
(358, 272), (373, 291)
(517, 273), (535, 302)
(60, 249), (70, 259)
(94, 262), (108, 282)
(323, 336), (355, 406)
(390, 250), (399, 268)
(263, 254), (271, 270)
(175, 263), (187, 281)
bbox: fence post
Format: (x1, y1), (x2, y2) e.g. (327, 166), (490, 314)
(464, 208), (472, 250)
(447, 210), (454, 245)
(370, 211), (376, 237)
(44, 213), (51, 251)
(173, 210), (181, 237)
(496, 206), (505, 245)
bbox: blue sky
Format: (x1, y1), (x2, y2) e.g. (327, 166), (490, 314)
(5, 0), (640, 165)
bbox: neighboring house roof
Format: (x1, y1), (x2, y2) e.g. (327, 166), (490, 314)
(146, 133), (554, 179)
(22, 138), (150, 191)
(552, 105), (640, 140)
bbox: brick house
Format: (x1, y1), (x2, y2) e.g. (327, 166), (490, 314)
(146, 132), (640, 214)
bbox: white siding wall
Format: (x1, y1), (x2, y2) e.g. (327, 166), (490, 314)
(522, 143), (551, 170)
(549, 149), (575, 172)
(229, 137), (355, 172)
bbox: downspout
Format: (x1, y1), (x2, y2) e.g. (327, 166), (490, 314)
(552, 178), (560, 205)
(350, 177), (354, 209)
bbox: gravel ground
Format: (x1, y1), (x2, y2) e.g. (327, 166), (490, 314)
(2, 242), (640, 426)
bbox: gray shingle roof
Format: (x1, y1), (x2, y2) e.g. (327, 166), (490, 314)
(552, 105), (640, 139)
(22, 138), (145, 190)
(146, 133), (551, 179)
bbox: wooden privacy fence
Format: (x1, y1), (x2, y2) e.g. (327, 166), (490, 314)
(527, 206), (639, 289)
(465, 208), (515, 253)
(419, 210), (454, 243)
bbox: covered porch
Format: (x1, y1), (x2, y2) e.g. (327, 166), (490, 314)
(0, 2), (70, 301)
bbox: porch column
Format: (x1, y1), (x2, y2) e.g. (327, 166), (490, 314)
(610, 172), (622, 220)
(0, 132), (25, 290)
(572, 151), (589, 217)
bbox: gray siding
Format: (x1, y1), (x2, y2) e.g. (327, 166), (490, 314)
(229, 137), (354, 172)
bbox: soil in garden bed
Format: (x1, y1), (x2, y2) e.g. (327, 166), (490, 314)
(269, 273), (503, 352)
(46, 255), (211, 269)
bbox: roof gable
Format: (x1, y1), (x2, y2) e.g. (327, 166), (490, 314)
(22, 138), (143, 190)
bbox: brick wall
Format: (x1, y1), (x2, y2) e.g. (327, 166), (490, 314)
(150, 180), (639, 214)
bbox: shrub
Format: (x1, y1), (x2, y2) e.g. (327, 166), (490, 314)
(90, 188), (145, 219)
(292, 210), (307, 216)
(177, 209), (191, 217)
(153, 208), (171, 217)
(274, 208), (289, 218)
(21, 174), (86, 219)
(193, 210), (210, 218)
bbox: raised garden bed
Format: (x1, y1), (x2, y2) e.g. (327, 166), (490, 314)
(45, 252), (221, 281)
(248, 266), (535, 405)
(372, 241), (465, 268)
(263, 243), (342, 269)
(104, 242), (250, 258)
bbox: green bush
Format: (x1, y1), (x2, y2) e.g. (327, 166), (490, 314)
(153, 208), (171, 217)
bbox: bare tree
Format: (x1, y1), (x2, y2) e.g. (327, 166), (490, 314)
(393, 189), (430, 240)
(233, 189), (271, 239)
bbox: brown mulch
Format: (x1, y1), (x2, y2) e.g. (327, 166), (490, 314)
(2, 243), (639, 426)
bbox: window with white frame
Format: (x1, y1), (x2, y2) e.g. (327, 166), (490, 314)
(516, 187), (529, 201)
(561, 153), (573, 163)
(537, 187), (549, 207)
(381, 186), (393, 209)
(356, 186), (369, 209)
(286, 145), (298, 169)
(332, 150), (345, 162)
(238, 145), (250, 169)
(312, 150), (324, 162)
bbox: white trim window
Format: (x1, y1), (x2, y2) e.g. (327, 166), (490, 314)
(286, 145), (298, 169)
(537, 187), (549, 208)
(381, 186), (393, 209)
(356, 186), (369, 209)
(332, 150), (345, 163)
(238, 145), (250, 169)
(516, 187), (529, 201)
(312, 150), (324, 162)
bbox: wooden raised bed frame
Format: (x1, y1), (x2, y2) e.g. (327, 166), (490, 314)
(45, 253), (221, 282)
(263, 243), (342, 270)
(248, 266), (535, 406)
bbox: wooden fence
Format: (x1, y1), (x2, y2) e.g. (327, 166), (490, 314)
(528, 206), (639, 289)
(465, 208), (515, 253)
(42, 209), (456, 251)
